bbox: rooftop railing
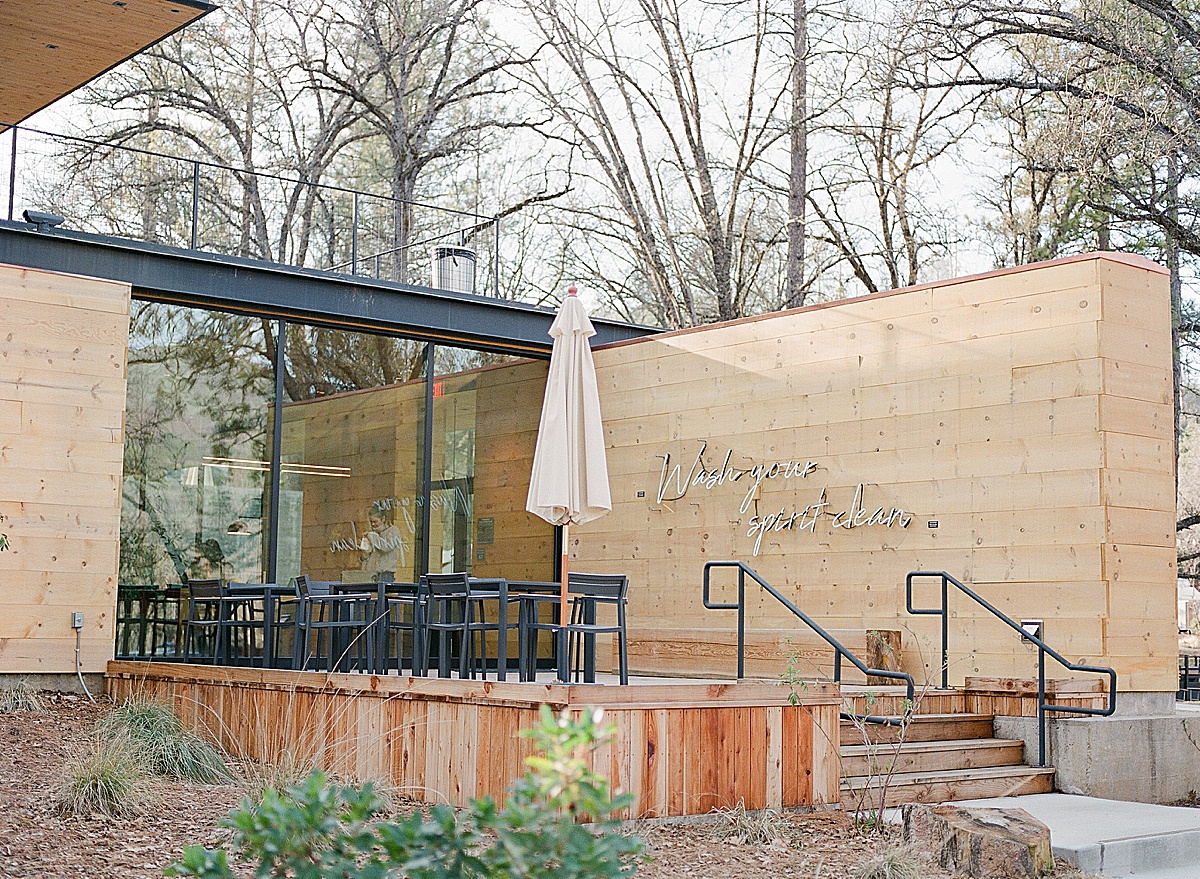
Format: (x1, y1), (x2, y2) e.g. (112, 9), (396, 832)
(2, 123), (501, 297)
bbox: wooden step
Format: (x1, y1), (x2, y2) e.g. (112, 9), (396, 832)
(840, 737), (1026, 777)
(841, 713), (995, 744)
(840, 764), (1056, 810)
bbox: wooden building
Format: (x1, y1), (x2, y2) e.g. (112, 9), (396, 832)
(0, 249), (1176, 703)
(577, 252), (1176, 695)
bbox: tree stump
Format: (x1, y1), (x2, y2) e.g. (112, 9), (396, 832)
(902, 804), (1054, 879)
(865, 629), (902, 686)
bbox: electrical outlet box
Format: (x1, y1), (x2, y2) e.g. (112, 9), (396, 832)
(71, 611), (84, 629)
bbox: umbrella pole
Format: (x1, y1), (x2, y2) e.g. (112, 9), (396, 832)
(558, 522), (570, 682)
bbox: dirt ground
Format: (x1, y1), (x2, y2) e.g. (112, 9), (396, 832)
(0, 693), (1082, 879)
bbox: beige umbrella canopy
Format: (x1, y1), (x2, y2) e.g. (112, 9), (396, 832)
(526, 286), (612, 675)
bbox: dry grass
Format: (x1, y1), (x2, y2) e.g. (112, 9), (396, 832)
(711, 801), (794, 847)
(0, 679), (43, 714)
(53, 737), (153, 818)
(96, 697), (233, 783)
(240, 747), (317, 804)
(850, 844), (923, 879)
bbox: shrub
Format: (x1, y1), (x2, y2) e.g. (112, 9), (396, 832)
(168, 704), (644, 879)
(54, 737), (152, 818)
(97, 698), (232, 783)
(0, 679), (42, 714)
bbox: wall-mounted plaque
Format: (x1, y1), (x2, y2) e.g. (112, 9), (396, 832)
(477, 517), (495, 545)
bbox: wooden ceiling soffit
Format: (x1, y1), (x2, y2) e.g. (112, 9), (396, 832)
(0, 0), (213, 127)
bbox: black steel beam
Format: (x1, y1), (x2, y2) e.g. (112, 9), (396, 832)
(0, 222), (656, 355)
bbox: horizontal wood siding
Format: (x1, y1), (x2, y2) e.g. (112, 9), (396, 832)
(578, 255), (1175, 692)
(0, 264), (130, 674)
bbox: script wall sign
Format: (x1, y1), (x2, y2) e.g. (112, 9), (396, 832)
(655, 442), (913, 556)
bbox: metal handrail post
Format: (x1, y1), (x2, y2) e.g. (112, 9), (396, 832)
(191, 161), (200, 249)
(737, 566), (746, 680)
(941, 574), (949, 688)
(1038, 646), (1047, 767)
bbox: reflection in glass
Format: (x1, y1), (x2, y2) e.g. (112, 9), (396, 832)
(431, 347), (554, 581)
(119, 302), (273, 585)
(278, 326), (427, 586)
(119, 307), (557, 593)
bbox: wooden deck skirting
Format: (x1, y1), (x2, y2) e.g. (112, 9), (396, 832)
(105, 661), (843, 818)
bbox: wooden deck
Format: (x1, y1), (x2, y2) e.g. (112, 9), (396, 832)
(105, 661), (843, 818)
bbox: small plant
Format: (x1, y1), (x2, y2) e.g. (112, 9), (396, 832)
(54, 737), (152, 818)
(168, 705), (644, 879)
(97, 697), (232, 783)
(851, 843), (922, 879)
(0, 679), (42, 713)
(713, 800), (792, 846)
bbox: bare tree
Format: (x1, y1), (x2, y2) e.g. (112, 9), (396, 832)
(804, 4), (979, 294)
(518, 0), (792, 327)
(299, 0), (530, 283)
(785, 0), (809, 309)
(924, 0), (1200, 256)
(977, 94), (1105, 267)
(58, 0), (368, 266)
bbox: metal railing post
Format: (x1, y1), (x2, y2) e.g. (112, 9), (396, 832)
(1037, 646), (1047, 766)
(494, 216), (501, 298)
(7, 126), (17, 221)
(191, 161), (200, 249)
(737, 567), (745, 680)
(351, 192), (359, 276)
(941, 574), (949, 688)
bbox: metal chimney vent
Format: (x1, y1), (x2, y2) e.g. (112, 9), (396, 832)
(431, 245), (476, 294)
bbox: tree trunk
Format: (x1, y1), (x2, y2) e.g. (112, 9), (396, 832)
(785, 0), (807, 310)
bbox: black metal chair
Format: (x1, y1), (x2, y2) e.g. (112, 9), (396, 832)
(377, 581), (423, 675)
(418, 573), (516, 679)
(519, 573), (629, 684)
(293, 575), (376, 672)
(222, 582), (295, 667)
(115, 584), (154, 659)
(183, 578), (225, 664)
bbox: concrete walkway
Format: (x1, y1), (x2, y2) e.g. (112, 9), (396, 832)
(954, 793), (1200, 877)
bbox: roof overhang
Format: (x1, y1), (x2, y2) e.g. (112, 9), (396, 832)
(0, 221), (657, 355)
(0, 0), (214, 127)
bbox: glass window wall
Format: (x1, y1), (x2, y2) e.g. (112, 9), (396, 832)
(120, 302), (273, 587)
(118, 303), (555, 598)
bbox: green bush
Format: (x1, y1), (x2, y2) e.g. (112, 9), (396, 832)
(168, 705), (643, 879)
(97, 697), (232, 783)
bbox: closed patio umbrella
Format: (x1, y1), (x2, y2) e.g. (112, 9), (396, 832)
(526, 285), (611, 680)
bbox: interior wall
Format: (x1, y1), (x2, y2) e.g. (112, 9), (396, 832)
(0, 263), (130, 674)
(284, 358), (553, 584)
(576, 254), (1177, 692)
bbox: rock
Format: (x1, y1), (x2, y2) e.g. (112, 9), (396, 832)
(902, 803), (1054, 879)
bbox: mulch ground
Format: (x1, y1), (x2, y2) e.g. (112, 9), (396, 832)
(1, 692), (1091, 878)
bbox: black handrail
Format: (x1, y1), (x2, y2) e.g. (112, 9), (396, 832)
(906, 571), (1117, 766)
(703, 561), (915, 710)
